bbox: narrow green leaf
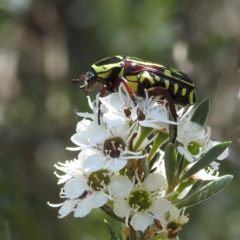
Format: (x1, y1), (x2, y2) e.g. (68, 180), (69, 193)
(165, 143), (177, 190)
(143, 151), (150, 177)
(133, 126), (153, 151)
(176, 153), (185, 177)
(191, 98), (210, 126)
(181, 179), (205, 198)
(176, 175), (233, 208)
(173, 180), (206, 205)
(148, 131), (168, 162)
(180, 142), (230, 181)
(103, 219), (119, 240)
(149, 151), (160, 170)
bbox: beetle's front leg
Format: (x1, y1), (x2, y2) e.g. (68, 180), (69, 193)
(147, 86), (178, 143)
(112, 77), (138, 106)
(98, 78), (137, 124)
(98, 85), (108, 124)
(113, 77), (150, 123)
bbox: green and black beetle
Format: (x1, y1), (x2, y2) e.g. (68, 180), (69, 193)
(74, 55), (197, 141)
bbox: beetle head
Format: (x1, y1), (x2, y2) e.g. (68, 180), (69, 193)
(78, 68), (100, 94)
(75, 56), (125, 94)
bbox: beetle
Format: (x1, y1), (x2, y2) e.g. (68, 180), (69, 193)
(74, 55), (197, 142)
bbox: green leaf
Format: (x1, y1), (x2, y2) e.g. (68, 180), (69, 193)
(164, 143), (177, 190)
(143, 150), (150, 177)
(181, 179), (206, 198)
(180, 142), (230, 181)
(149, 151), (160, 170)
(133, 126), (153, 151)
(191, 98), (210, 125)
(175, 175), (233, 208)
(148, 131), (169, 162)
(103, 219), (119, 240)
(176, 153), (185, 177)
(173, 180), (206, 205)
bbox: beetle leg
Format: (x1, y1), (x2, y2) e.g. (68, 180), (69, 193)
(111, 76), (147, 123)
(147, 86), (178, 143)
(117, 77), (147, 122)
(98, 85), (108, 124)
(98, 78), (137, 125)
(112, 77), (138, 106)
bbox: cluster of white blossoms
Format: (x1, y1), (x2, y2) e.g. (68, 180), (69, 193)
(49, 84), (229, 238)
(176, 107), (228, 170)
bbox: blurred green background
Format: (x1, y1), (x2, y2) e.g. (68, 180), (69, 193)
(0, 0), (239, 239)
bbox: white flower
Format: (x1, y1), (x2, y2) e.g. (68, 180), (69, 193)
(109, 173), (173, 232)
(48, 161), (114, 218)
(49, 76), (232, 239)
(100, 84), (139, 125)
(169, 206), (189, 225)
(163, 206), (189, 238)
(177, 117), (228, 168)
(191, 165), (219, 180)
(138, 92), (177, 130)
(69, 123), (142, 171)
(68, 118), (107, 151)
(77, 125), (144, 172)
(100, 84), (176, 132)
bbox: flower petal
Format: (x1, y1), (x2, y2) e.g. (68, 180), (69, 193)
(110, 175), (133, 199)
(76, 119), (91, 133)
(74, 200), (92, 218)
(131, 212), (154, 231)
(106, 157), (127, 171)
(64, 178), (86, 198)
(113, 201), (130, 218)
(151, 198), (173, 218)
(58, 200), (77, 218)
(103, 112), (126, 126)
(177, 146), (194, 162)
(81, 153), (106, 172)
(144, 173), (166, 192)
(74, 192), (107, 218)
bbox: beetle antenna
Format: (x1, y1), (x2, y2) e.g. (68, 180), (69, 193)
(72, 78), (80, 83)
(72, 74), (85, 83)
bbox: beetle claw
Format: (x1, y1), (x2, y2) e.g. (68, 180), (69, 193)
(79, 84), (86, 89)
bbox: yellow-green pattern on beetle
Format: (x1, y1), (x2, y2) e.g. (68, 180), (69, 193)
(77, 55), (196, 106)
(74, 55), (197, 142)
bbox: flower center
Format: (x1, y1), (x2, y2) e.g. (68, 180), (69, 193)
(137, 109), (146, 121)
(187, 141), (202, 155)
(87, 170), (110, 191)
(103, 137), (126, 158)
(128, 189), (152, 211)
(124, 107), (132, 118)
(167, 221), (181, 239)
